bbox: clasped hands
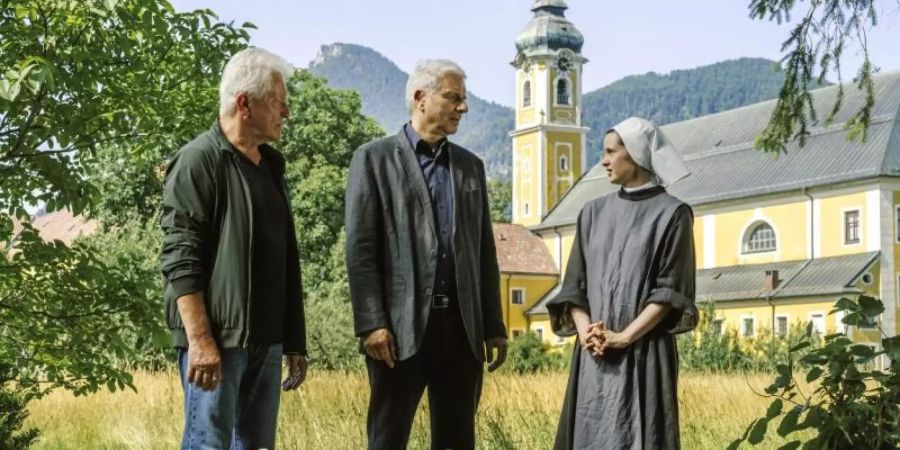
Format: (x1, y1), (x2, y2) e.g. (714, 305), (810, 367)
(579, 320), (633, 357)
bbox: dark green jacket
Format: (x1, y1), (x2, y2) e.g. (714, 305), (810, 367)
(160, 122), (306, 355)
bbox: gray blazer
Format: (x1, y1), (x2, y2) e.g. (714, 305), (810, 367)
(345, 128), (506, 362)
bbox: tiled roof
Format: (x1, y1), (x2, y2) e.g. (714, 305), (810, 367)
(12, 209), (98, 245)
(493, 222), (558, 275)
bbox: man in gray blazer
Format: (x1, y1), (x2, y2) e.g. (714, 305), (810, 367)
(345, 59), (508, 449)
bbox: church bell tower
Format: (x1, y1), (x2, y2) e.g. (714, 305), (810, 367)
(511, 0), (589, 226)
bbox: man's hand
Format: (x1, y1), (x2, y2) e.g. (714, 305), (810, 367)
(364, 328), (397, 368)
(186, 336), (222, 391)
(282, 354), (308, 391)
(485, 337), (508, 372)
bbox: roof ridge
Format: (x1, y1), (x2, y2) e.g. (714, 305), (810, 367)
(879, 88), (900, 174)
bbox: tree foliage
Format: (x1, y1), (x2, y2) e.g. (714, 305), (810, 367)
(278, 70), (384, 284)
(487, 178), (511, 223)
(0, 379), (38, 450)
(749, 0), (879, 153)
(0, 0), (253, 405)
(677, 301), (821, 373)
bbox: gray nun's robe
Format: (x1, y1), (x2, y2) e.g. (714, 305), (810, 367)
(547, 185), (698, 450)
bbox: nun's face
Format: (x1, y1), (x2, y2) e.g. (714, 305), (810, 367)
(602, 132), (646, 187)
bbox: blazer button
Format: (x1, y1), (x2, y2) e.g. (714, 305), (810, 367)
(425, 288), (433, 295)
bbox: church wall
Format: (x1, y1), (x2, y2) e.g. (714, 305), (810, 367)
(711, 199), (809, 267)
(818, 190), (870, 257)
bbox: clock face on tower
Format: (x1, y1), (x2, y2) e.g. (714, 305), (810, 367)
(556, 56), (571, 73)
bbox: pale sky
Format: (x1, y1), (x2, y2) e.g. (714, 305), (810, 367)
(170, 0), (900, 107)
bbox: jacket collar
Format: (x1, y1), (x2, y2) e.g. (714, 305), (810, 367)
(210, 120), (286, 176)
(394, 127), (437, 238)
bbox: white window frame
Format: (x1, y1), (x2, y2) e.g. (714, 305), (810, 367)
(841, 207), (862, 246)
(740, 315), (756, 338)
(711, 318), (724, 336)
(533, 326), (544, 341)
(510, 287), (525, 305)
(511, 329), (524, 339)
(808, 311), (826, 335)
(555, 334), (566, 344)
(741, 221), (778, 254)
(775, 314), (789, 337)
(895, 205), (900, 244)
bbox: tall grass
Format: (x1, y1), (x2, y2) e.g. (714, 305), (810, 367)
(26, 369), (811, 449)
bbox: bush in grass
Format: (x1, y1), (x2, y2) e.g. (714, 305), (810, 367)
(730, 295), (900, 449)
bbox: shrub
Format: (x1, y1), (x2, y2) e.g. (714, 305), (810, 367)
(502, 332), (570, 374)
(729, 295), (900, 449)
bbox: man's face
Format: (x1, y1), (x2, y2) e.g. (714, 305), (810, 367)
(417, 74), (468, 137)
(247, 73), (289, 142)
(601, 132), (642, 185)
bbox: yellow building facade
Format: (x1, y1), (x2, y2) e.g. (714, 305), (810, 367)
(520, 70), (900, 355)
(500, 2), (900, 357)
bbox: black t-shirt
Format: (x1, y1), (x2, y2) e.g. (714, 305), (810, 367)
(236, 151), (289, 345)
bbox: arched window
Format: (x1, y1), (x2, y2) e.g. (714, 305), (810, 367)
(559, 155), (568, 171)
(743, 222), (777, 253)
(522, 80), (531, 107)
(556, 78), (570, 105)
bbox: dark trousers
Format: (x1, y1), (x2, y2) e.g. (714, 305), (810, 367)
(365, 303), (484, 450)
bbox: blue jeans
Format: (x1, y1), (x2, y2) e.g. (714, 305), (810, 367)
(178, 344), (283, 450)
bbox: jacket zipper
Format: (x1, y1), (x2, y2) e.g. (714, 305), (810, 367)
(233, 153), (255, 349)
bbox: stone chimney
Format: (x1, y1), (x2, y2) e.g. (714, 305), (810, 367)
(764, 270), (780, 291)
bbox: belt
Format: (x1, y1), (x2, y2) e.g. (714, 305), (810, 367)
(430, 294), (452, 309)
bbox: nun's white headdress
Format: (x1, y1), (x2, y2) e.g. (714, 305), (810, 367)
(609, 117), (690, 186)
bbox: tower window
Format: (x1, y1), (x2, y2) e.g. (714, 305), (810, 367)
(556, 78), (570, 105)
(524, 202), (530, 216)
(522, 80), (531, 107)
(559, 155), (568, 171)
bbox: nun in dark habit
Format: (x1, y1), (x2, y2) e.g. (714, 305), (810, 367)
(548, 117), (699, 450)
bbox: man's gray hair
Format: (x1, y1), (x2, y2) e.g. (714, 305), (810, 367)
(405, 59), (467, 114)
(219, 47), (294, 116)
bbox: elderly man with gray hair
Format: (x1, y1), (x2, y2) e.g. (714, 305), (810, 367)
(160, 47), (308, 449)
(345, 59), (508, 449)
